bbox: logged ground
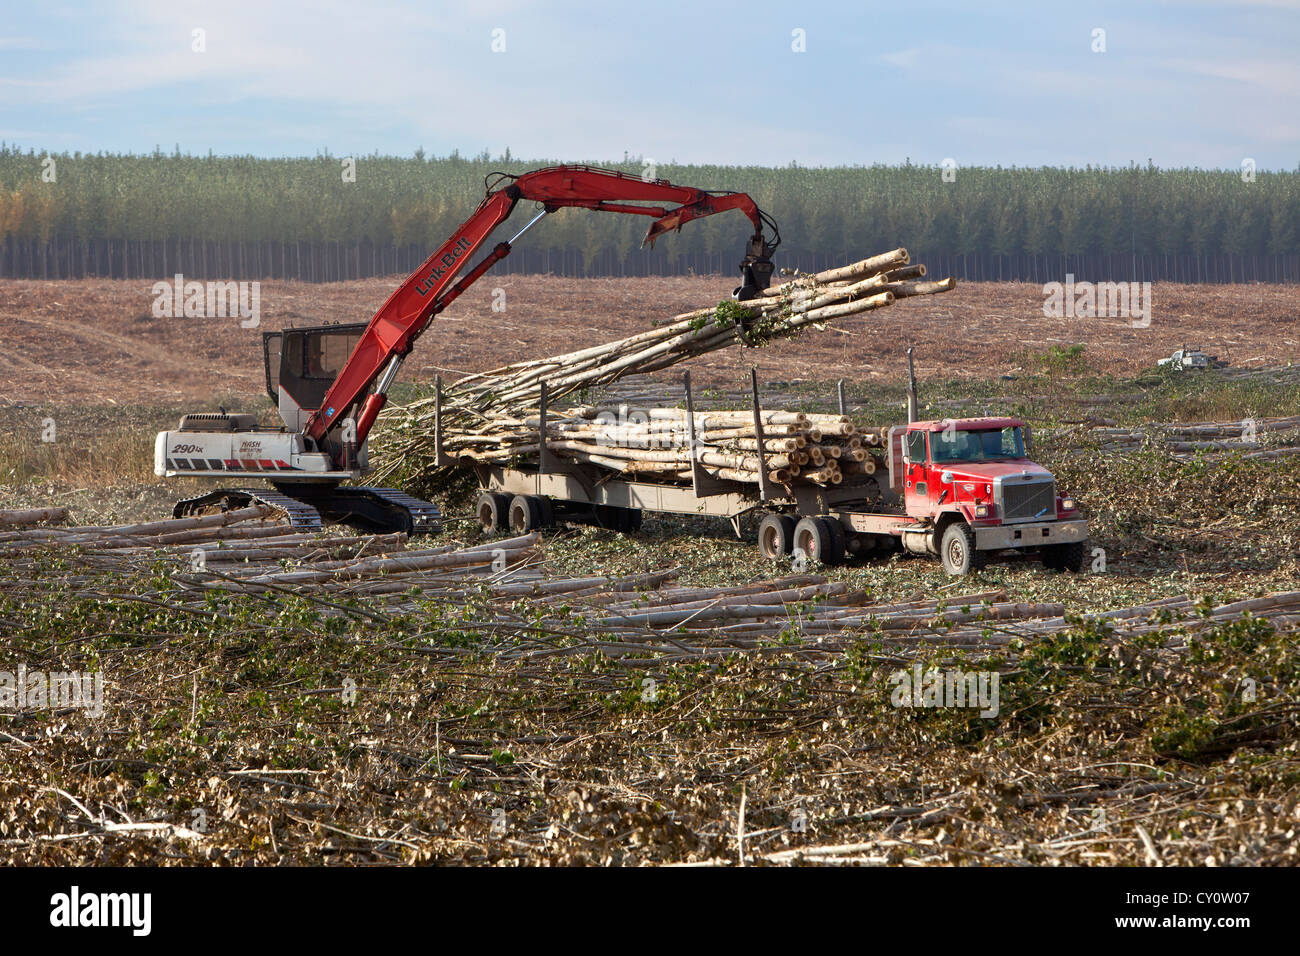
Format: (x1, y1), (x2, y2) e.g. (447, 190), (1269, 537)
(1, 275), (1299, 406)
(1, 275), (1299, 866)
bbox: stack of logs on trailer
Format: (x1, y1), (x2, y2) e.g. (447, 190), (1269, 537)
(436, 405), (892, 489)
(441, 368), (919, 568)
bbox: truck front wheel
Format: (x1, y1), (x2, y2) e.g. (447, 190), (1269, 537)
(1042, 540), (1087, 573)
(940, 521), (985, 576)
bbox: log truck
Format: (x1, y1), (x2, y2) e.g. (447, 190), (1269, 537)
(755, 351), (1091, 576)
(154, 165), (780, 533)
(460, 354), (1090, 576)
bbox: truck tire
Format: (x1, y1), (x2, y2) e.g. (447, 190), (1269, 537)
(757, 513), (796, 559)
(537, 496), (556, 528)
(509, 495), (545, 533)
(1042, 540), (1087, 573)
(940, 521), (985, 576)
(477, 492), (512, 533)
(822, 517), (847, 564)
(793, 516), (846, 566)
(595, 505), (641, 534)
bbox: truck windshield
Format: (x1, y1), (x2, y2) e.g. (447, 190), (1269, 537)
(931, 427), (1025, 463)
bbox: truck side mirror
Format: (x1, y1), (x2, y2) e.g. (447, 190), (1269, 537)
(905, 430), (927, 466)
(1023, 424), (1034, 455)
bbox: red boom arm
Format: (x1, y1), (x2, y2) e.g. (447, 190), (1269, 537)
(304, 165), (773, 455)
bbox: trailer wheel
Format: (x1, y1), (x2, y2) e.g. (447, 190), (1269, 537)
(477, 492), (512, 533)
(622, 508), (643, 533)
(537, 496), (555, 528)
(1042, 540), (1087, 573)
(793, 516), (846, 566)
(595, 505), (641, 534)
(757, 513), (796, 559)
(940, 521), (985, 576)
(509, 495), (546, 532)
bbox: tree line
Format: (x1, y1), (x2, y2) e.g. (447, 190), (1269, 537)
(1, 147), (1297, 282)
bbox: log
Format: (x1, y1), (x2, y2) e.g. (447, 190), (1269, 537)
(881, 277), (957, 298)
(732, 436), (805, 452)
(0, 507), (69, 527)
(841, 458), (876, 475)
(762, 248), (908, 291)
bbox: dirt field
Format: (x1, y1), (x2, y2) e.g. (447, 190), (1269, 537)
(2, 275), (1298, 407)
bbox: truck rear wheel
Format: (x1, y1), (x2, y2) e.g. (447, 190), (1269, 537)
(477, 492), (512, 533)
(1042, 540), (1087, 573)
(793, 516), (846, 566)
(595, 505), (641, 534)
(509, 495), (547, 533)
(940, 521), (985, 576)
(757, 513), (796, 559)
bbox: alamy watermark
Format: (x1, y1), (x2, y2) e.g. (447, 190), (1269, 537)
(1043, 274), (1151, 328)
(0, 665), (105, 717)
(889, 664), (999, 718)
(151, 274), (260, 328)
(50, 886), (150, 936)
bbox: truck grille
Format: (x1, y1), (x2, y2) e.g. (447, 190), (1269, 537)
(997, 477), (1056, 523)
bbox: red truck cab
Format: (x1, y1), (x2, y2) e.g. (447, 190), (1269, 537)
(895, 417), (1089, 574)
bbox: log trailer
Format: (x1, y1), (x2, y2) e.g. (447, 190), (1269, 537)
(456, 362), (1090, 576)
(154, 165), (780, 533)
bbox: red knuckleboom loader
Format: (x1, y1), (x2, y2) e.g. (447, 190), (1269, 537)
(154, 165), (779, 534)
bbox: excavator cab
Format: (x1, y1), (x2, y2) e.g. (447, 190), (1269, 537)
(160, 318), (440, 535)
(263, 323), (370, 432)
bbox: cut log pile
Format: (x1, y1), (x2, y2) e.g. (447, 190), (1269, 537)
(374, 248), (952, 483)
(478, 586), (1300, 664)
(0, 505), (287, 557)
(435, 405), (892, 488)
(0, 505), (539, 588)
(5, 505), (1298, 676)
(1044, 414), (1300, 460)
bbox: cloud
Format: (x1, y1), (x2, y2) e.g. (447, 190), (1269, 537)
(881, 48), (922, 69)
(1159, 56), (1300, 96)
(1, 0), (1297, 167)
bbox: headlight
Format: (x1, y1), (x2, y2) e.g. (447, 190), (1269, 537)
(974, 504), (989, 518)
(1061, 497), (1076, 511)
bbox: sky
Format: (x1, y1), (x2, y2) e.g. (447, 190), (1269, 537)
(1, 0), (1297, 169)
